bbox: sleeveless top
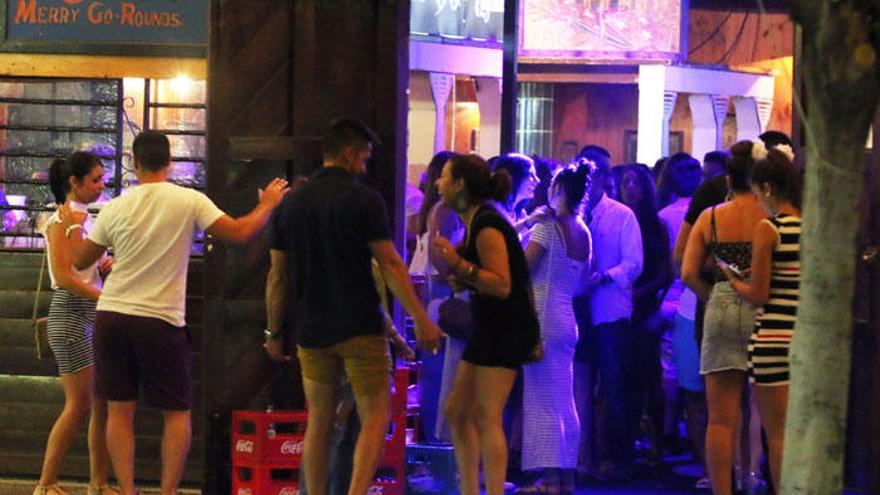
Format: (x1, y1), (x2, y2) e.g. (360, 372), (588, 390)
(755, 213), (801, 335)
(708, 206), (752, 281)
(462, 204), (540, 360)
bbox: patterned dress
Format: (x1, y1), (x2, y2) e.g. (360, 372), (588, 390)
(748, 213), (801, 386)
(522, 219), (584, 470)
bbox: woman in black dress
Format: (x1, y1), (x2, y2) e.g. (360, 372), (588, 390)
(432, 153), (541, 495)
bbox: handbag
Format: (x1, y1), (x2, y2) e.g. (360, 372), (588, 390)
(32, 250), (52, 360)
(437, 293), (475, 342)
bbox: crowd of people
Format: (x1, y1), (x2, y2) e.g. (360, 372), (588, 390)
(406, 130), (801, 495)
(35, 118), (803, 495)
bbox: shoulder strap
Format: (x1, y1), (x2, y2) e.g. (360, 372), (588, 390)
(710, 206), (718, 244)
(31, 251), (46, 324)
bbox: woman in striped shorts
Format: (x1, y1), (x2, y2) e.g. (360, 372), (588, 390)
(720, 145), (800, 494)
(34, 152), (117, 495)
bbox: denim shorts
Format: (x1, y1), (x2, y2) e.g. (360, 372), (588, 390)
(700, 282), (755, 375)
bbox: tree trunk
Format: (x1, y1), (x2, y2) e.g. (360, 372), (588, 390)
(782, 3), (879, 494)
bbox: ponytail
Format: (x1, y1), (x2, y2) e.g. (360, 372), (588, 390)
(48, 158), (69, 205)
(46, 151), (102, 205)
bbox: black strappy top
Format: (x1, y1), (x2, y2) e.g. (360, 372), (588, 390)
(707, 206), (752, 281)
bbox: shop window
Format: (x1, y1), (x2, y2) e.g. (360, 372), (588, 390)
(0, 77), (123, 249)
(516, 83), (554, 157)
(0, 76), (206, 252)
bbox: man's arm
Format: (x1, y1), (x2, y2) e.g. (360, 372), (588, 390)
(264, 249), (290, 361)
(207, 178), (290, 244)
(606, 211), (643, 287)
(57, 205), (106, 270)
(369, 239), (443, 353)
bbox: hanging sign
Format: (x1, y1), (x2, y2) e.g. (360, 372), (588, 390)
(3, 0), (206, 53)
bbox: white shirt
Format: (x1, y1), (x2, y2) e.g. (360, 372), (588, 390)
(658, 197), (697, 319)
(42, 201), (102, 291)
(89, 182), (225, 327)
(587, 194), (643, 325)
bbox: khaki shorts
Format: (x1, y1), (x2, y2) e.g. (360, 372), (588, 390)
(297, 335), (391, 397)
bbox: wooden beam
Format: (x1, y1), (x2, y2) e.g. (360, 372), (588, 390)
(0, 53), (205, 79)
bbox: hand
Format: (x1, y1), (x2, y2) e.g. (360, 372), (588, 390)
(58, 203), (88, 227)
(583, 271), (604, 292)
(525, 206), (552, 226)
(414, 318), (445, 356)
(430, 235), (460, 272)
(390, 332), (417, 361)
(258, 178), (291, 209)
(263, 338), (291, 362)
(98, 256), (113, 277)
(448, 274), (468, 292)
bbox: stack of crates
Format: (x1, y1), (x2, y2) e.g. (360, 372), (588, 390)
(231, 364), (417, 495)
(231, 410), (307, 495)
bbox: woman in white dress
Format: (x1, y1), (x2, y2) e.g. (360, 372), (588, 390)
(519, 161), (592, 495)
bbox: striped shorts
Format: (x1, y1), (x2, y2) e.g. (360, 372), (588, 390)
(47, 289), (97, 375)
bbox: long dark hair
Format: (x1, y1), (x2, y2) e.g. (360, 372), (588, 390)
(491, 153), (534, 214)
(48, 151), (102, 204)
(450, 154), (511, 204)
(727, 141), (757, 193)
(417, 151), (456, 235)
(619, 163), (667, 254)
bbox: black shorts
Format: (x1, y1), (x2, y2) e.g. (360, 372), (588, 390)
(93, 311), (193, 410)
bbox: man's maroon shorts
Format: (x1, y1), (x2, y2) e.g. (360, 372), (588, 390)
(93, 311), (192, 410)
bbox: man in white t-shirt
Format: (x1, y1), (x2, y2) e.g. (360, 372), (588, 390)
(61, 131), (289, 495)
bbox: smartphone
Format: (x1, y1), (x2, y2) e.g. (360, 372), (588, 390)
(715, 256), (743, 279)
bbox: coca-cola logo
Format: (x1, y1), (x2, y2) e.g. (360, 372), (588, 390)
(235, 439), (255, 453)
(280, 440), (303, 455)
(279, 487), (299, 495)
(236, 488), (252, 495)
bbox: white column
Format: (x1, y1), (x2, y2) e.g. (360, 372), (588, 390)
(407, 71), (437, 176)
(733, 96), (761, 142)
(429, 72), (454, 153)
(711, 95), (730, 150)
(475, 76), (502, 158)
(661, 90), (678, 157)
(755, 97), (774, 133)
(689, 94), (716, 164)
(637, 65), (667, 165)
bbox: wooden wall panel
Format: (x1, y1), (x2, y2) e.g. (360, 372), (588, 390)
(205, 2), (409, 493)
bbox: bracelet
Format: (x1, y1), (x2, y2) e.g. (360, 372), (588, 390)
(65, 224), (84, 239)
(464, 262), (479, 283)
(453, 256), (464, 272)
(264, 329), (282, 341)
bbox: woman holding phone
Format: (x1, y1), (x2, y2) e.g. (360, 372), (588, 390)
(681, 141), (766, 495)
(721, 146), (801, 492)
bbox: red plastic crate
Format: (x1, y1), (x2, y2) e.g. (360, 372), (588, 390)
(231, 460), (300, 495)
(390, 366), (409, 415)
(232, 410), (308, 464)
(381, 414), (407, 464)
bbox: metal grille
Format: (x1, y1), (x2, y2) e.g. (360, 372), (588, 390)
(0, 78), (123, 249)
(516, 82), (554, 157)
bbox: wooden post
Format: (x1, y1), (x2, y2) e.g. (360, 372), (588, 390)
(500, 0), (519, 153)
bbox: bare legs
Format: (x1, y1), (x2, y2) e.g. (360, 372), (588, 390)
(38, 366), (112, 489)
(105, 401), (190, 495)
(754, 384), (789, 492)
(348, 383), (390, 495)
(444, 362), (516, 495)
(704, 371), (746, 495)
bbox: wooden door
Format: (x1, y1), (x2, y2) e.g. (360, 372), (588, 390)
(203, 2), (409, 492)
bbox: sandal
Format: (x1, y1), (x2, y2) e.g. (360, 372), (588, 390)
(33, 485), (71, 495)
(87, 485), (120, 495)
